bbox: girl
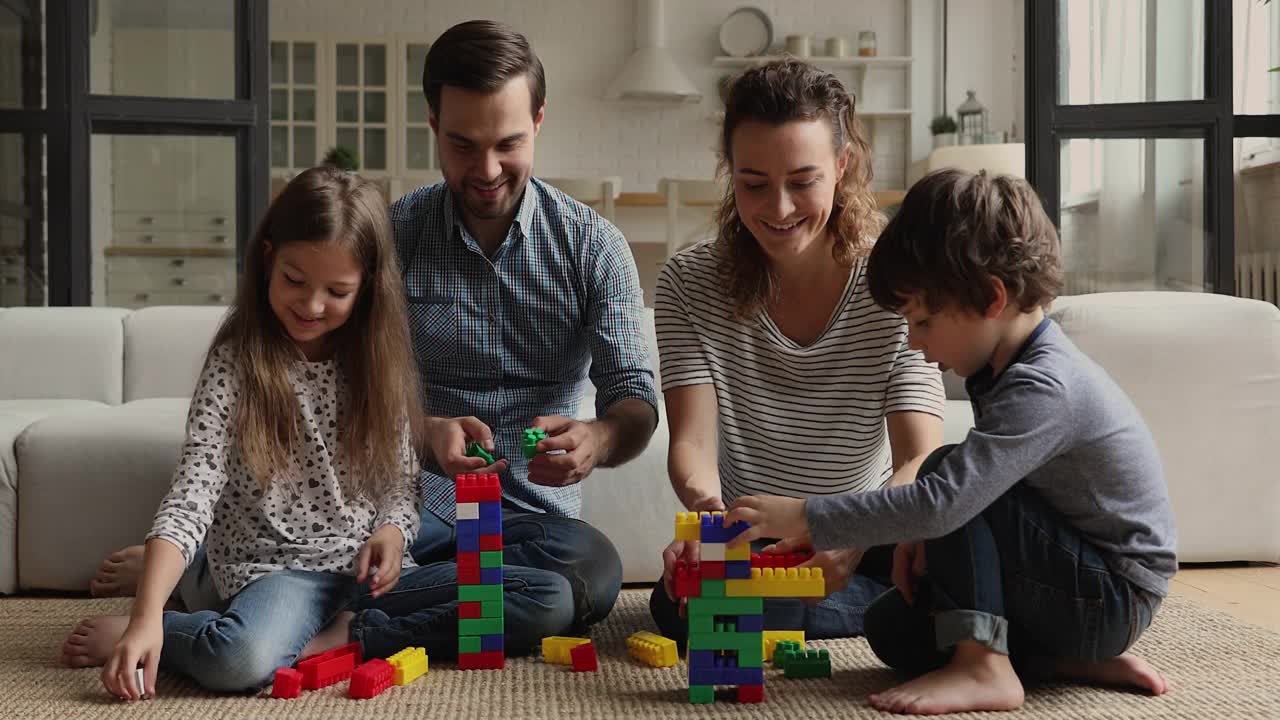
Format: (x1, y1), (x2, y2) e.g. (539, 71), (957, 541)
(59, 166), (561, 699)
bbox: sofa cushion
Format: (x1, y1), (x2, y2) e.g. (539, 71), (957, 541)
(0, 308), (128, 404)
(124, 306), (229, 402)
(1050, 292), (1280, 563)
(16, 399), (189, 591)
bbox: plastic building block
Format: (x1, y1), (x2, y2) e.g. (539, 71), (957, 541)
(772, 640), (803, 669)
(724, 541), (750, 562)
(520, 427), (547, 459)
(542, 636), (591, 665)
(689, 685), (715, 704)
(673, 561), (702, 598)
(700, 542), (726, 562)
(387, 647), (428, 685)
(459, 636), (482, 655)
(699, 579), (726, 597)
(737, 614), (764, 632)
(626, 631), (678, 668)
(297, 642), (361, 690)
(479, 550), (502, 568)
(687, 631), (762, 654)
(479, 534), (503, 551)
(674, 512), (702, 542)
(350, 658), (395, 699)
(699, 512), (750, 544)
(465, 441), (496, 464)
(782, 648), (831, 679)
(724, 560), (751, 579)
(457, 501), (480, 520)
(570, 642), (599, 672)
(726, 567), (825, 597)
(685, 596), (763, 617)
(457, 651), (504, 670)
(750, 552), (813, 569)
(459, 584), (503, 603)
(459, 601), (483, 619)
(700, 561), (726, 580)
(271, 667), (302, 699)
(763, 631), (805, 662)
(479, 567), (503, 585)
(455, 473), (501, 503)
(737, 685), (765, 703)
(481, 634), (504, 652)
(459, 617), (503, 636)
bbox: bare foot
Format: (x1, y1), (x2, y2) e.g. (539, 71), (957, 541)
(90, 546), (145, 597)
(60, 616), (131, 668)
(869, 642), (1025, 715)
(299, 611), (355, 659)
(1051, 653), (1168, 695)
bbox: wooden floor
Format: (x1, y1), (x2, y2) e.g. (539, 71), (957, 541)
(1170, 563), (1280, 633)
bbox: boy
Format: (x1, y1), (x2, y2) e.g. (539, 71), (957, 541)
(724, 169), (1176, 714)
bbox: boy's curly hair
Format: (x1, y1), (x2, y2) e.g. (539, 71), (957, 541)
(866, 169), (1063, 315)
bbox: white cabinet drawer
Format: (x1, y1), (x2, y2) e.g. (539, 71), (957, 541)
(108, 272), (233, 293)
(107, 290), (232, 308)
(184, 213), (235, 231)
(106, 256), (231, 275)
(114, 230), (234, 248)
(114, 212), (186, 231)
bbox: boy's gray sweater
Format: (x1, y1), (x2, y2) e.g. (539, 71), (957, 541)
(806, 318), (1177, 597)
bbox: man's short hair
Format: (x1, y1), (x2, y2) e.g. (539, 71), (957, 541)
(423, 20), (546, 119)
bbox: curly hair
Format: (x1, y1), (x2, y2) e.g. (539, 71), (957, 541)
(866, 168), (1064, 315)
(712, 58), (884, 319)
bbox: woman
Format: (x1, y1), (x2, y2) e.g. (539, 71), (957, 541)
(650, 58), (944, 640)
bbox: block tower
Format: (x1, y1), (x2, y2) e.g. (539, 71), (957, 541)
(672, 511), (825, 704)
(456, 473), (504, 670)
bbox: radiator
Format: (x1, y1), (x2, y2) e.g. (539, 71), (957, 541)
(1236, 251), (1280, 305)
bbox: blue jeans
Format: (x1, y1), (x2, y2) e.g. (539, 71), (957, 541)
(864, 445), (1161, 675)
(647, 542), (894, 644)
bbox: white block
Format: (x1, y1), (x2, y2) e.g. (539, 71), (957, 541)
(456, 502), (479, 520)
(700, 542), (726, 562)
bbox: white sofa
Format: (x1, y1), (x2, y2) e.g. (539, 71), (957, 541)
(1, 292), (1278, 594)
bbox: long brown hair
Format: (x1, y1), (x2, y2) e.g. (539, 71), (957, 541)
(212, 165), (421, 499)
(713, 58), (884, 318)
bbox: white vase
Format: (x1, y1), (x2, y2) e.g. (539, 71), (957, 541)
(933, 133), (957, 149)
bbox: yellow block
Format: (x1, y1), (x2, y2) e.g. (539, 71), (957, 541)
(762, 631), (805, 662)
(724, 541), (751, 561)
(674, 512), (702, 542)
(726, 567), (825, 597)
(387, 646), (428, 685)
(542, 636), (591, 665)
(626, 630), (679, 668)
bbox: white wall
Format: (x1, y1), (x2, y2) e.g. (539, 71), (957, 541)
(943, 0), (1022, 141)
(272, 0), (924, 191)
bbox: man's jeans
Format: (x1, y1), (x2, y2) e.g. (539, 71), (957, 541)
(865, 445), (1161, 675)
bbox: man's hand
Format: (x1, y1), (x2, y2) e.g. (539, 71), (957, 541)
(892, 540), (928, 605)
(723, 495), (809, 548)
(356, 524), (405, 599)
(526, 415), (603, 487)
(427, 416), (507, 478)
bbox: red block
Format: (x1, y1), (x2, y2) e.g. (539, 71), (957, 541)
(459, 601), (483, 619)
(458, 564), (481, 585)
(700, 561), (725, 579)
(349, 658), (395, 699)
(737, 685), (765, 703)
(270, 667), (302, 699)
(298, 642), (361, 690)
(570, 642), (598, 672)
(750, 552), (813, 569)
(674, 560), (702, 598)
(479, 534), (503, 551)
(455, 473), (501, 503)
(457, 651), (505, 670)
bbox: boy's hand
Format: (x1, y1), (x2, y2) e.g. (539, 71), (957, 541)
(429, 416), (507, 478)
(723, 495), (808, 548)
(527, 416), (598, 487)
(357, 525), (405, 598)
(892, 540), (928, 605)
(800, 548), (863, 603)
(102, 615), (162, 701)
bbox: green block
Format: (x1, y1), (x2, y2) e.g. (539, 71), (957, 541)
(774, 640), (802, 668)
(481, 599), (504, 618)
(687, 631), (762, 654)
(697, 579), (726, 597)
(737, 645), (764, 668)
(465, 441), (496, 464)
(686, 596), (762, 616)
(688, 615), (713, 634)
(689, 685), (715, 704)
(784, 649), (832, 679)
(459, 584), (503, 603)
(521, 427), (548, 459)
(458, 635), (482, 654)
(459, 617), (503, 635)
(480, 550), (503, 568)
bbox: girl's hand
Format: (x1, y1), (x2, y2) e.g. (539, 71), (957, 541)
(102, 615), (162, 701)
(357, 525), (405, 598)
(723, 495), (809, 548)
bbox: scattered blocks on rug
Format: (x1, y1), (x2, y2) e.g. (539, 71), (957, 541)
(270, 667), (302, 699)
(781, 648), (832, 679)
(387, 646), (428, 685)
(349, 658), (394, 699)
(626, 631), (678, 668)
(542, 636), (592, 665)
(297, 642), (361, 690)
(763, 630), (805, 662)
(570, 642), (599, 672)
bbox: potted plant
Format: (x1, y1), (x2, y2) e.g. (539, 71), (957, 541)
(930, 114), (958, 149)
(322, 145), (359, 171)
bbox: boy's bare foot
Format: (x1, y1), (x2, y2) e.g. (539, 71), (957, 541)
(299, 611), (355, 659)
(59, 616), (131, 668)
(869, 642), (1025, 715)
(90, 546), (145, 597)
(1051, 653), (1168, 695)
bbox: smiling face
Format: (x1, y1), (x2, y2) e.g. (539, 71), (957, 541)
(266, 240), (364, 361)
(430, 75), (543, 226)
(729, 118), (848, 262)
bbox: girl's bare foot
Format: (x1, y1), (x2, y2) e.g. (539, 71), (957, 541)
(869, 642), (1025, 715)
(299, 611), (355, 659)
(59, 616), (131, 668)
(1051, 653), (1168, 695)
(90, 546), (145, 597)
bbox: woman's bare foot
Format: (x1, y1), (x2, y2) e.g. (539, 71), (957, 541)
(60, 616), (131, 668)
(1051, 653), (1168, 695)
(90, 546), (145, 597)
(869, 642), (1025, 715)
(299, 611), (355, 659)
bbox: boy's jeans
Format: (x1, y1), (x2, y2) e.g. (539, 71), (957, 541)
(865, 445), (1161, 675)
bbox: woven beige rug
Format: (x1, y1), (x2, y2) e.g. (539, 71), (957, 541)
(4, 589), (1277, 719)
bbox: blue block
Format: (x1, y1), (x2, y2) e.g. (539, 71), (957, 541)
(736, 614), (764, 632)
(688, 668), (728, 686)
(725, 560), (752, 579)
(457, 533), (480, 552)
(457, 519), (480, 542)
(479, 567), (503, 585)
(700, 515), (750, 544)
(478, 514), (502, 535)
(479, 501), (502, 523)
(688, 650), (716, 668)
(481, 633), (504, 652)
(728, 667), (764, 685)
